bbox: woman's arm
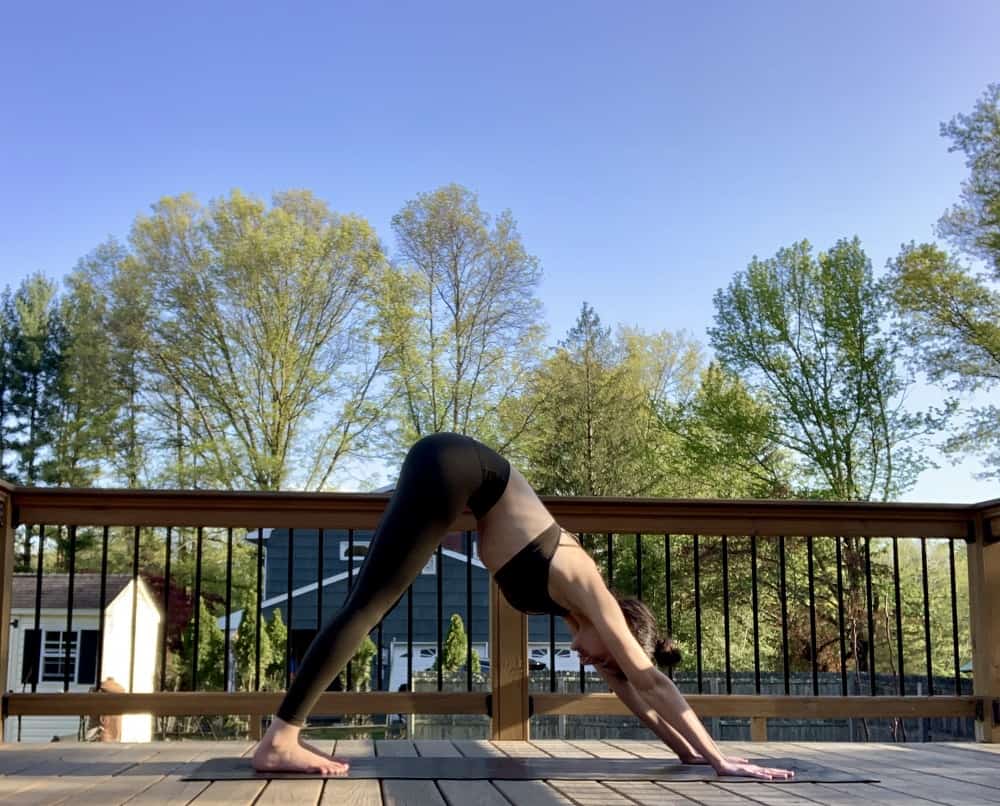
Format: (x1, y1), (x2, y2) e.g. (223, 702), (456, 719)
(574, 578), (793, 779)
(595, 667), (701, 762)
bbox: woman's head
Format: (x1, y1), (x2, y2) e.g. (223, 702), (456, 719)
(569, 595), (682, 675)
(617, 596), (682, 670)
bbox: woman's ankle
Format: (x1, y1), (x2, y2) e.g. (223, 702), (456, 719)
(263, 716), (301, 745)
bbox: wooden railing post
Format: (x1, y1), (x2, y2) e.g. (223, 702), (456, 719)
(489, 578), (529, 740)
(0, 481), (16, 743)
(968, 511), (1000, 743)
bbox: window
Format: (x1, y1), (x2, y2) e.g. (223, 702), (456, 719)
(42, 631), (77, 682)
(22, 629), (99, 686)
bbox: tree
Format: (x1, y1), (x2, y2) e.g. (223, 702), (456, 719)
(659, 361), (795, 499)
(514, 301), (701, 497)
(265, 608), (288, 689)
(709, 237), (943, 502)
(10, 274), (60, 488)
(0, 288), (18, 481)
(180, 597), (226, 691)
(887, 84), (1000, 480)
(129, 190), (389, 490)
(334, 634), (377, 692)
(42, 269), (119, 487)
(439, 613), (480, 677)
(382, 184), (546, 451)
(76, 239), (154, 488)
(937, 83), (1000, 275)
(232, 590), (275, 692)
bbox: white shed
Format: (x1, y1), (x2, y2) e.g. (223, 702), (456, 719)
(4, 573), (163, 743)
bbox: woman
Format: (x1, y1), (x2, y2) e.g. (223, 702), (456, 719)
(252, 432), (794, 781)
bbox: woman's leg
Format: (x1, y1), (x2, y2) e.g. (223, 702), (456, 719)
(253, 432), (508, 772)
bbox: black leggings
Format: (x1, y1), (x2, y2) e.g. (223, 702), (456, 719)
(276, 432), (510, 727)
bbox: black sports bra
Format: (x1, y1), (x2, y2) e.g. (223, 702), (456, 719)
(493, 521), (571, 616)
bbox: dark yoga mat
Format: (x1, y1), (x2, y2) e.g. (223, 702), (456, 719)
(184, 755), (876, 783)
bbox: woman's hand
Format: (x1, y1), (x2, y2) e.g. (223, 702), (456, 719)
(678, 753), (748, 765)
(714, 758), (795, 780)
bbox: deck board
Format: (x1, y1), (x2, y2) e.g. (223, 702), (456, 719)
(1, 738), (998, 806)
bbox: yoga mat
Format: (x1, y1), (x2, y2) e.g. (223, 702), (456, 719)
(184, 755), (876, 783)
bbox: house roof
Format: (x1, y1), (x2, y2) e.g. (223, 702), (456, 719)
(218, 545), (486, 631)
(12, 573), (133, 610)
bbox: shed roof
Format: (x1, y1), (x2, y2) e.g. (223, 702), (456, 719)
(12, 573), (133, 610)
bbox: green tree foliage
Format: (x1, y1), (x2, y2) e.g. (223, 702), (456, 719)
(10, 274), (60, 487)
(265, 607), (288, 686)
(232, 590), (275, 692)
(658, 362), (794, 499)
(0, 288), (17, 481)
(888, 84), (1000, 480)
(382, 184), (546, 449)
(937, 83), (1000, 274)
(180, 597), (226, 691)
(438, 613), (480, 677)
(514, 301), (702, 497)
(128, 190), (390, 490)
(75, 239), (153, 487)
(42, 268), (119, 487)
(334, 634), (378, 692)
(709, 237), (942, 502)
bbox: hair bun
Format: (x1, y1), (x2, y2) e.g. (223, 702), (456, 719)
(654, 637), (683, 669)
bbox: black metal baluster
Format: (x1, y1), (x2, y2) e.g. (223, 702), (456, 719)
(665, 534), (673, 681)
(287, 528), (295, 691)
(223, 527), (234, 693)
(779, 535), (790, 695)
(892, 536), (904, 695)
(580, 534), (587, 693)
(32, 524), (45, 694)
(346, 529), (354, 691)
(129, 526), (140, 693)
(98, 525), (110, 687)
(693, 534), (703, 694)
(635, 532), (643, 600)
(864, 536), (876, 696)
(317, 528), (325, 636)
(192, 526), (204, 690)
(607, 532), (613, 590)
(949, 538), (960, 695)
(750, 535), (760, 694)
(836, 535), (847, 696)
(436, 543), (443, 691)
(807, 535), (818, 696)
(407, 583), (413, 689)
(466, 530), (473, 692)
(254, 526), (263, 693)
(921, 539), (933, 696)
(64, 526), (77, 693)
(722, 534), (731, 694)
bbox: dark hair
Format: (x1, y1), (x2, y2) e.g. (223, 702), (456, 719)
(616, 596), (682, 670)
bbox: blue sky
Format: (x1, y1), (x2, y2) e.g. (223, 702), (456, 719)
(1, 1), (997, 501)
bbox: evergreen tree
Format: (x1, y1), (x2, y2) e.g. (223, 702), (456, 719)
(0, 288), (18, 481)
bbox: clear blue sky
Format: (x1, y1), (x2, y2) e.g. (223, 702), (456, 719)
(1, 1), (997, 501)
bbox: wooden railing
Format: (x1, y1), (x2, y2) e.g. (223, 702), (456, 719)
(0, 482), (997, 743)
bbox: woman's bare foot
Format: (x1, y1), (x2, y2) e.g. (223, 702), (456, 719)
(252, 718), (350, 776)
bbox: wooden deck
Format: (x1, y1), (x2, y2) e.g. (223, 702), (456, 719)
(0, 738), (998, 805)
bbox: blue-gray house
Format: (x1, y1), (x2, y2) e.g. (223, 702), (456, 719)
(221, 525), (574, 692)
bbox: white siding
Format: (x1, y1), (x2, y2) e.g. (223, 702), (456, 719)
(3, 581), (162, 743)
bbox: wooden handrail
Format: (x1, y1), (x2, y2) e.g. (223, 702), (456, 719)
(10, 485), (996, 537)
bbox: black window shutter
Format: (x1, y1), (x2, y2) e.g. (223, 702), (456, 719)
(21, 629), (41, 685)
(77, 630), (100, 685)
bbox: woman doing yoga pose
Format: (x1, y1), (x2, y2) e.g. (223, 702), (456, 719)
(252, 432), (794, 781)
